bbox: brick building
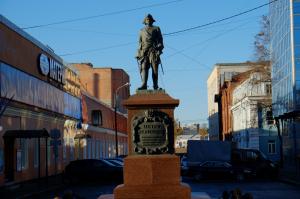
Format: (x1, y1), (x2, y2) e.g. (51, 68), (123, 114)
(219, 72), (249, 141)
(80, 91), (128, 158)
(72, 63), (130, 114)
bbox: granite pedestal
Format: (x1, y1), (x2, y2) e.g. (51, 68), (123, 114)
(98, 90), (209, 199)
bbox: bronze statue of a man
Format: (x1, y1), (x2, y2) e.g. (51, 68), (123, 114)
(136, 14), (164, 90)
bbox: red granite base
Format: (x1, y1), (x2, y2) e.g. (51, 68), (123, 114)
(103, 155), (191, 199)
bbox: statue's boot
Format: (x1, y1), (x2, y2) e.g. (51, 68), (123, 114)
(153, 74), (159, 90)
(138, 69), (148, 90)
(138, 85), (147, 90)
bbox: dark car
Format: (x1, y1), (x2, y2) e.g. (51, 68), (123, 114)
(231, 148), (278, 180)
(180, 155), (189, 176)
(63, 159), (123, 184)
(105, 158), (124, 167)
(188, 161), (233, 181)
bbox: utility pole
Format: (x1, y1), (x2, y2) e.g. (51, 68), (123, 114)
(114, 82), (130, 157)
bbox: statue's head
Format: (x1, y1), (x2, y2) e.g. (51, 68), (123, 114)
(143, 14), (155, 25)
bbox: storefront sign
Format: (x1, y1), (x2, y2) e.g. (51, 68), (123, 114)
(1, 63), (81, 119)
(39, 53), (65, 84)
(39, 54), (50, 76)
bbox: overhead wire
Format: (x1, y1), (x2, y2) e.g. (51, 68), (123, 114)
(21, 0), (184, 29)
(164, 0), (278, 36)
(57, 1), (274, 57)
(163, 18), (255, 71)
(34, 14), (260, 37)
(59, 15), (260, 57)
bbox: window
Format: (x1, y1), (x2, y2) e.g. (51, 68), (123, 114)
(47, 139), (51, 166)
(266, 110), (274, 125)
(246, 151), (258, 162)
(82, 139), (87, 159)
(99, 140), (102, 158)
(69, 138), (74, 161)
(87, 139), (91, 159)
(91, 140), (95, 158)
(95, 140), (99, 159)
(124, 142), (128, 155)
(266, 84), (272, 95)
(20, 139), (28, 169)
(91, 110), (102, 126)
(268, 140), (276, 154)
(63, 138), (67, 160)
(34, 139), (39, 168)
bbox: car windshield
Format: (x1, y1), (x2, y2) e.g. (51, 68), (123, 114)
(105, 159), (124, 167)
(111, 160), (124, 166)
(102, 159), (116, 166)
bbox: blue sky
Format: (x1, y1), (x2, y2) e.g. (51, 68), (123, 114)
(0, 0), (268, 125)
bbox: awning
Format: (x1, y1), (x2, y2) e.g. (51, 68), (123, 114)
(3, 129), (49, 138)
(74, 133), (91, 139)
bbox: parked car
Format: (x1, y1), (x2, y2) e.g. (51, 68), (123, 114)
(186, 140), (278, 181)
(231, 148), (278, 180)
(63, 159), (123, 184)
(180, 155), (189, 176)
(188, 160), (234, 181)
(105, 158), (124, 167)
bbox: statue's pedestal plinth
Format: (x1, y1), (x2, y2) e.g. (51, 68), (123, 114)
(113, 155), (191, 199)
(98, 90), (193, 199)
(123, 90), (179, 155)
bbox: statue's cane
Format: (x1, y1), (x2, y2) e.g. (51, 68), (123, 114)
(160, 61), (164, 75)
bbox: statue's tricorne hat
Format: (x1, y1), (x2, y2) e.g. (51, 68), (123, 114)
(143, 14), (155, 24)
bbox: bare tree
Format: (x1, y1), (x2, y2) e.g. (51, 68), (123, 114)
(254, 15), (270, 62)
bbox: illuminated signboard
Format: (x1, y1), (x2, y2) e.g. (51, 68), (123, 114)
(39, 53), (65, 84)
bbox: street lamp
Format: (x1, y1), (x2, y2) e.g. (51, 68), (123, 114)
(114, 82), (130, 157)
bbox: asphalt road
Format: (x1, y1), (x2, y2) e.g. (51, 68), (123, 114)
(38, 178), (300, 199)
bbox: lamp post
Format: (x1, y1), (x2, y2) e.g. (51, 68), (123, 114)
(114, 82), (130, 157)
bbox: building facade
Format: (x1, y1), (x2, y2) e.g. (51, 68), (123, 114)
(0, 15), (81, 185)
(207, 62), (256, 140)
(219, 71), (249, 141)
(230, 67), (280, 162)
(0, 15), (129, 186)
(270, 0), (300, 176)
(72, 63), (130, 114)
(80, 92), (128, 159)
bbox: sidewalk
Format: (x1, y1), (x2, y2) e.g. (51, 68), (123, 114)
(0, 175), (64, 199)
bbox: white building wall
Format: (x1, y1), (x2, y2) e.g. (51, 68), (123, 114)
(207, 63), (255, 140)
(231, 71), (271, 149)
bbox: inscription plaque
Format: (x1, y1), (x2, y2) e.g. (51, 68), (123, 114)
(132, 109), (174, 154)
